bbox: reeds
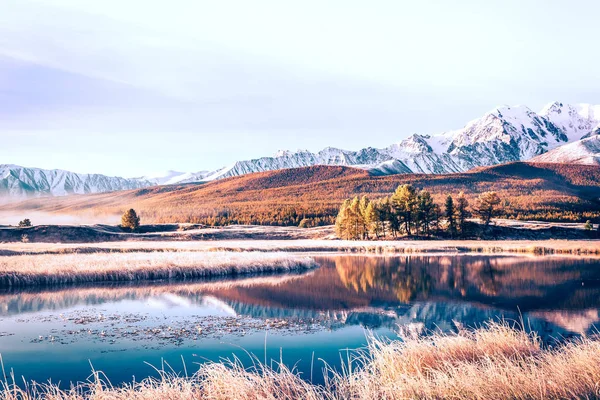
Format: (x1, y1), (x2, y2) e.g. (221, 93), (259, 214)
(2, 323), (600, 399)
(0, 252), (316, 288)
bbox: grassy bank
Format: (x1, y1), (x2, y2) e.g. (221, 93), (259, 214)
(0, 252), (316, 288)
(2, 239), (600, 256)
(2, 323), (600, 399)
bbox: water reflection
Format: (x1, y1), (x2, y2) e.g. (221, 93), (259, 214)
(2, 254), (600, 387)
(2, 255), (600, 337)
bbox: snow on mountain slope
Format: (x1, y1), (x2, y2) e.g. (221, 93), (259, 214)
(0, 164), (153, 198)
(540, 102), (600, 142)
(196, 102), (597, 181)
(2, 101), (599, 197)
(531, 134), (600, 166)
(137, 170), (211, 185)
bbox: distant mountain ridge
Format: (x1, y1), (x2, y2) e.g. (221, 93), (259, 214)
(1, 101), (599, 198)
(178, 101), (600, 182)
(0, 164), (152, 198)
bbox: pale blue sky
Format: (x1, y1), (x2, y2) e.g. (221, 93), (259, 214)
(1, 0), (598, 177)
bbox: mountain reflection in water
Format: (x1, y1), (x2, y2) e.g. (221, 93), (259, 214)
(2, 255), (600, 337)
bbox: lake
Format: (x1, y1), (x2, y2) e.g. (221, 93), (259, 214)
(1, 254), (600, 387)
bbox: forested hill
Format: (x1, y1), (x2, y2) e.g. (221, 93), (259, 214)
(2, 163), (600, 226)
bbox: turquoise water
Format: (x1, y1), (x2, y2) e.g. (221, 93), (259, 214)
(1, 254), (600, 387)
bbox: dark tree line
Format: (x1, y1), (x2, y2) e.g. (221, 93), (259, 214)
(335, 184), (502, 240)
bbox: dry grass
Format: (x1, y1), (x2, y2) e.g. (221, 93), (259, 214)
(336, 323), (600, 399)
(3, 239), (600, 257)
(0, 252), (316, 287)
(2, 323), (600, 399)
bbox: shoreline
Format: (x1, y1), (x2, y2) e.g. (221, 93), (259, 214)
(2, 323), (600, 399)
(2, 238), (600, 256)
(0, 251), (316, 288)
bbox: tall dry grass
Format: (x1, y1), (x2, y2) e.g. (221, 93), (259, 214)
(0, 252), (316, 287)
(2, 323), (600, 399)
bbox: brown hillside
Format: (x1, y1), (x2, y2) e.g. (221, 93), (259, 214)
(2, 163), (600, 225)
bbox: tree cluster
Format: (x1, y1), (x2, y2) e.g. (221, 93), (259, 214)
(18, 219), (32, 228)
(335, 185), (502, 240)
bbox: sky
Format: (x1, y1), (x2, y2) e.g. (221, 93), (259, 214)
(1, 0), (599, 177)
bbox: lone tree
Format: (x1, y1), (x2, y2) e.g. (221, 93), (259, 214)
(475, 191), (501, 226)
(121, 209), (140, 231)
(18, 219), (32, 228)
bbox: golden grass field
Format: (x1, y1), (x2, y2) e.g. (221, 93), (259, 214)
(2, 323), (600, 399)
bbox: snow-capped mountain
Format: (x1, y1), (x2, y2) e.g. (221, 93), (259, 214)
(0, 164), (153, 198)
(531, 130), (600, 166)
(136, 170), (211, 185)
(173, 101), (599, 182)
(2, 101), (599, 197)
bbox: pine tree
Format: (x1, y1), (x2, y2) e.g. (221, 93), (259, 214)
(359, 196), (371, 239)
(121, 209), (141, 231)
(445, 195), (456, 237)
(349, 196), (364, 240)
(416, 190), (435, 236)
(391, 184), (417, 236)
(378, 197), (392, 238)
(456, 191), (470, 235)
(335, 199), (352, 239)
(475, 191), (501, 226)
(431, 204), (442, 234)
(365, 201), (381, 239)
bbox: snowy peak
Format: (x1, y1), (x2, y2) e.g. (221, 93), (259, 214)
(138, 170), (211, 185)
(3, 101), (599, 198)
(540, 101), (600, 141)
(0, 164), (153, 198)
(531, 135), (600, 166)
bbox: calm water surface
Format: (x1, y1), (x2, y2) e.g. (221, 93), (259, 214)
(1, 254), (600, 386)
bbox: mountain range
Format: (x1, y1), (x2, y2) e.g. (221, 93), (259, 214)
(2, 101), (599, 198)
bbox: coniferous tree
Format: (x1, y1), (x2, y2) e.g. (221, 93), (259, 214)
(349, 196), (364, 240)
(121, 209), (141, 231)
(475, 191), (501, 226)
(335, 199), (352, 239)
(378, 197), (392, 238)
(456, 191), (470, 235)
(359, 196), (371, 239)
(431, 204), (442, 235)
(365, 201), (380, 239)
(445, 195), (456, 237)
(391, 184), (417, 236)
(416, 190), (435, 236)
